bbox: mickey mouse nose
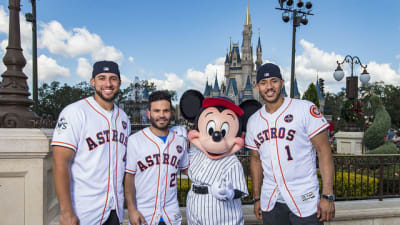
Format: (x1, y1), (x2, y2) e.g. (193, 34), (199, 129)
(212, 131), (222, 142)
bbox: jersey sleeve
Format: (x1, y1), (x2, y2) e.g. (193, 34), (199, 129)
(125, 135), (138, 174)
(303, 101), (329, 139)
(245, 116), (259, 151)
(51, 105), (82, 152)
(223, 160), (249, 197)
(178, 139), (190, 170)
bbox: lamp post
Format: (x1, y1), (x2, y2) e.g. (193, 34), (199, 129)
(333, 55), (370, 99)
(276, 0), (313, 98)
(25, 0), (38, 113)
(333, 55), (370, 131)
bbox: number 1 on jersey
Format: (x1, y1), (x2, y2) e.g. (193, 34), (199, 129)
(285, 145), (294, 161)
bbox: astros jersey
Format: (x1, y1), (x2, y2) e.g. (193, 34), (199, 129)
(51, 96), (131, 225)
(186, 147), (248, 225)
(245, 98), (329, 217)
(125, 127), (189, 225)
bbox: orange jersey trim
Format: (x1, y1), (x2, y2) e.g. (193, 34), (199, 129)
(51, 141), (77, 151)
(163, 133), (175, 225)
(308, 122), (329, 137)
(142, 130), (162, 225)
(273, 99), (302, 217)
(84, 98), (112, 225)
(125, 168), (136, 173)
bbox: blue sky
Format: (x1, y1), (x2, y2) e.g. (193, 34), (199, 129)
(0, 0), (399, 98)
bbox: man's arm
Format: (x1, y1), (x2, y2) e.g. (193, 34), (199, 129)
(250, 149), (263, 220)
(124, 173), (147, 225)
(311, 130), (335, 222)
(52, 146), (79, 225)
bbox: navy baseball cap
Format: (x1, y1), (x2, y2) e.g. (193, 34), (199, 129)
(92, 60), (120, 78)
(256, 63), (282, 83)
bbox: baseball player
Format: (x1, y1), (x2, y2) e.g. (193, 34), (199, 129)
(245, 63), (335, 225)
(124, 91), (189, 225)
(52, 60), (131, 225)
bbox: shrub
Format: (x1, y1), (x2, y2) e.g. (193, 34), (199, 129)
(365, 141), (398, 154)
(333, 171), (379, 198)
(363, 95), (392, 150)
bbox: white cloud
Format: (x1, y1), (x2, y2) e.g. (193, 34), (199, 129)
(150, 73), (185, 91)
(128, 56), (134, 63)
(185, 57), (225, 91)
(38, 54), (70, 81)
(39, 21), (123, 62)
(120, 74), (132, 85)
(76, 57), (92, 79)
(396, 55), (400, 60)
(292, 39), (400, 95)
(0, 6), (8, 34)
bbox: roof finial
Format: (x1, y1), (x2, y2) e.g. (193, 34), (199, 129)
(246, 0), (252, 25)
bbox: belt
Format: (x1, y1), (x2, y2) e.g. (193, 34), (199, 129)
(192, 184), (209, 194)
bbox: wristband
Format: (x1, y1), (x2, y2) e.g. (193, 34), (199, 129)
(251, 198), (260, 204)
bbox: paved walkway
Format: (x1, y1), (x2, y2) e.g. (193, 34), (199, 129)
(50, 198), (400, 225)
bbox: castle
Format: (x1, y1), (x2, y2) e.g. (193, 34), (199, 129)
(203, 2), (262, 104)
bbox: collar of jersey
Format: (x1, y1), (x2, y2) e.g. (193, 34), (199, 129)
(143, 127), (173, 147)
(261, 97), (290, 118)
(87, 96), (117, 118)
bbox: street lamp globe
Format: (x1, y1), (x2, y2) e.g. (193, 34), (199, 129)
(333, 65), (345, 81)
(360, 68), (370, 84)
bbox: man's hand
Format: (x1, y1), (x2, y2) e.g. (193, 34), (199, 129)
(317, 198), (335, 221)
(59, 210), (79, 225)
(253, 200), (262, 220)
(129, 209), (147, 225)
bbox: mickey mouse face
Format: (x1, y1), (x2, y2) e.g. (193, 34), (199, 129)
(194, 107), (241, 158)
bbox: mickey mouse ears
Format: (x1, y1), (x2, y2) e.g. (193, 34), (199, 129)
(239, 99), (262, 132)
(179, 90), (204, 121)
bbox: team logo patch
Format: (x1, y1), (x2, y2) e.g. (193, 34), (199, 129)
(284, 114), (294, 123)
(301, 191), (316, 201)
(264, 72), (270, 78)
(122, 121), (127, 129)
(103, 66), (110, 71)
(56, 117), (68, 133)
(176, 145), (183, 153)
(310, 105), (322, 118)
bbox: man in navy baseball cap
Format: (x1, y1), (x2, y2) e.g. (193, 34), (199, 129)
(92, 60), (120, 79)
(256, 63), (282, 83)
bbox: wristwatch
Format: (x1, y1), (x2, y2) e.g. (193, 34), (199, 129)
(251, 198), (260, 204)
(321, 194), (335, 202)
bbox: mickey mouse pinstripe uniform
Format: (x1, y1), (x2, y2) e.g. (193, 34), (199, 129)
(186, 147), (248, 225)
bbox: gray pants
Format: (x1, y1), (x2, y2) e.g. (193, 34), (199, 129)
(262, 202), (323, 225)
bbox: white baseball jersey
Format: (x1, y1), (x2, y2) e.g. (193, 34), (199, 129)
(125, 127), (189, 225)
(186, 147), (248, 225)
(245, 97), (329, 217)
(51, 96), (131, 225)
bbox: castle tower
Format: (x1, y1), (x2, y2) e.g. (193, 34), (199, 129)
(241, 0), (254, 92)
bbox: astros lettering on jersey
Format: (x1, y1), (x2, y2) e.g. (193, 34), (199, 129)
(51, 96), (131, 225)
(125, 127), (189, 225)
(245, 98), (329, 217)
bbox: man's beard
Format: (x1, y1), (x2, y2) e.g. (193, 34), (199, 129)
(95, 89), (118, 102)
(261, 88), (282, 104)
(150, 116), (169, 131)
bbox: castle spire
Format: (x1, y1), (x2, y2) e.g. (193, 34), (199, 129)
(246, 0), (251, 25)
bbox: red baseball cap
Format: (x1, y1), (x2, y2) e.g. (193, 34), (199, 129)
(202, 97), (243, 116)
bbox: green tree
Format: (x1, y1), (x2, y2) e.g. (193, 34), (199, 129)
(38, 81), (94, 119)
(302, 83), (320, 108)
(360, 82), (400, 128)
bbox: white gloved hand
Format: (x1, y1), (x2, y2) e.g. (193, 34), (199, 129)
(170, 126), (188, 140)
(210, 179), (234, 201)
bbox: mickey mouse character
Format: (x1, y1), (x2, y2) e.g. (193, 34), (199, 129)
(179, 90), (261, 225)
